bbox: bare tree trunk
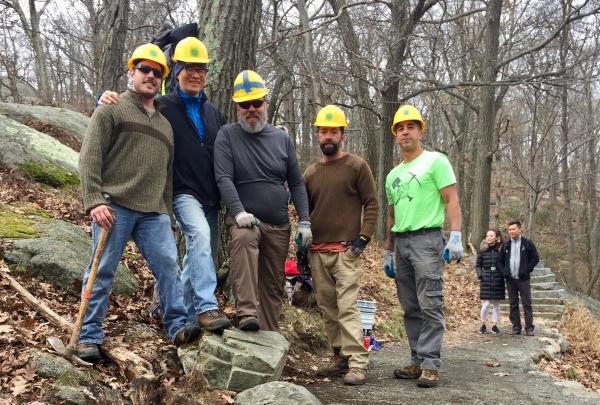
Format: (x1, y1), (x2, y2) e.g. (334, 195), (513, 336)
(560, 0), (575, 265)
(196, 0), (262, 267)
(328, 0), (379, 177)
(470, 0), (502, 245)
(8, 0), (53, 102)
(376, 0), (437, 241)
(197, 0), (261, 123)
(97, 0), (130, 92)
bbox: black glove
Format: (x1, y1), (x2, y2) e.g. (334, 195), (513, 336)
(350, 235), (371, 256)
(296, 250), (311, 277)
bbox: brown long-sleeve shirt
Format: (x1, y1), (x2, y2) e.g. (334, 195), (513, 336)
(304, 153), (378, 242)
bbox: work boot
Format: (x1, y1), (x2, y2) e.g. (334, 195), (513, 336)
(491, 325), (500, 334)
(197, 309), (231, 332)
(509, 327), (521, 336)
(174, 325), (202, 347)
(77, 343), (101, 364)
(393, 364), (421, 379)
(238, 316), (260, 332)
(479, 324), (487, 334)
(343, 367), (368, 385)
(416, 369), (439, 388)
(316, 350), (349, 377)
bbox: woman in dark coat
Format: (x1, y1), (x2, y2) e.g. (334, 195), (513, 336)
(476, 229), (505, 334)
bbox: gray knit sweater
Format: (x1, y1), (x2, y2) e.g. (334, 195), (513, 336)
(79, 91), (174, 216)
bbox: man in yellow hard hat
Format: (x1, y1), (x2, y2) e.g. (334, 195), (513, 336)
(214, 70), (311, 332)
(304, 105), (378, 385)
(384, 104), (463, 388)
(77, 43), (201, 363)
(99, 37), (231, 333)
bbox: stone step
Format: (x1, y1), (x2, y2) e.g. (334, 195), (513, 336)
(500, 311), (563, 320)
(531, 282), (559, 290)
(530, 297), (565, 305)
(531, 289), (565, 299)
(531, 267), (553, 276)
(500, 304), (564, 314)
(531, 274), (556, 283)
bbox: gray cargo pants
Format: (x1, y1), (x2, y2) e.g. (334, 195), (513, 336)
(394, 229), (445, 371)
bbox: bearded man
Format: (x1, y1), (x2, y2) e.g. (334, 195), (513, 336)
(214, 70), (311, 332)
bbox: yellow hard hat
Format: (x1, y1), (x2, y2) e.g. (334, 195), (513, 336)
(127, 43), (169, 78)
(391, 104), (426, 135)
(172, 37), (210, 64)
(314, 105), (348, 128)
(232, 70), (269, 102)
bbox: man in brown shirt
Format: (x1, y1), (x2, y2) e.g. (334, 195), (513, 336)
(303, 105), (378, 386)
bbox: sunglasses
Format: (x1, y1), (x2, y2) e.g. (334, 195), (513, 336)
(238, 99), (265, 109)
(134, 65), (163, 78)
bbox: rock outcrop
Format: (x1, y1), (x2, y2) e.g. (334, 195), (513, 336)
(0, 102), (89, 139)
(234, 381), (322, 405)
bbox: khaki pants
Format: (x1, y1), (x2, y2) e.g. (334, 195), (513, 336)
(309, 250), (369, 369)
(227, 216), (290, 331)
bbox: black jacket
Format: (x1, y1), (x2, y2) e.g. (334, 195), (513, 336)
(158, 92), (225, 209)
(476, 244), (505, 300)
(498, 236), (539, 280)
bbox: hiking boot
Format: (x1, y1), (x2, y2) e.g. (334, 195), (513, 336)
(343, 367), (368, 385)
(197, 309), (231, 332)
(393, 364), (422, 379)
(77, 343), (101, 364)
(526, 329), (535, 336)
(491, 325), (500, 335)
(509, 328), (521, 336)
(174, 325), (202, 347)
(416, 369), (439, 388)
(479, 324), (487, 334)
(316, 353), (349, 377)
(238, 316), (260, 332)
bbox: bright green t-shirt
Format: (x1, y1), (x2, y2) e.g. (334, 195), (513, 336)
(385, 150), (456, 232)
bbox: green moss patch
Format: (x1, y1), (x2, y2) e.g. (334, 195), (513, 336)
(19, 161), (79, 188)
(0, 203), (50, 239)
(280, 305), (329, 353)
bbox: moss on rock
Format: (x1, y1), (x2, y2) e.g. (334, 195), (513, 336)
(19, 160), (79, 188)
(0, 203), (47, 239)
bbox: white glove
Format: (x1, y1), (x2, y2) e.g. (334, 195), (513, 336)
(295, 221), (312, 250)
(235, 211), (257, 228)
(444, 231), (463, 262)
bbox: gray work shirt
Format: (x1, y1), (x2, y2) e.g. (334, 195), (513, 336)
(510, 236), (521, 279)
(214, 123), (310, 226)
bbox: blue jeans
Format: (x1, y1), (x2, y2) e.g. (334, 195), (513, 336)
(79, 203), (188, 344)
(173, 194), (219, 323)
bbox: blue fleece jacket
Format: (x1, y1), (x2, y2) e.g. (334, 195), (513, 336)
(178, 86), (206, 141)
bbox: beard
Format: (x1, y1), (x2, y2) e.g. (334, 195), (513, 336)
(320, 141), (340, 156)
(238, 109), (268, 134)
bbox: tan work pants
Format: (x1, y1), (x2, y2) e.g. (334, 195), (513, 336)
(227, 215), (290, 331)
(309, 250), (369, 369)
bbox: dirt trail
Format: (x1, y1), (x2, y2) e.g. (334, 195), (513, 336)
(305, 323), (600, 405)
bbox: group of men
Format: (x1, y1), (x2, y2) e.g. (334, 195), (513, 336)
(76, 34), (473, 389)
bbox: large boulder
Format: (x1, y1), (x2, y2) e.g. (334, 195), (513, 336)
(0, 114), (79, 175)
(0, 102), (89, 139)
(178, 329), (290, 392)
(4, 219), (137, 296)
(234, 381), (322, 405)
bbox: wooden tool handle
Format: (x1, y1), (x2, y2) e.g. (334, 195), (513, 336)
(67, 226), (110, 350)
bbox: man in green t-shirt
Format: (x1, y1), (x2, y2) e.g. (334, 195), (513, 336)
(384, 104), (463, 388)
(304, 105), (378, 386)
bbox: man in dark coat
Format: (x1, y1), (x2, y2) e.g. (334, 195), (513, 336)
(497, 220), (539, 336)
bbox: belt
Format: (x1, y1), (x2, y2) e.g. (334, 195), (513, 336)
(394, 227), (441, 238)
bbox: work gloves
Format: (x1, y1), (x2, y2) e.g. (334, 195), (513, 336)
(295, 221), (313, 250)
(235, 211), (258, 228)
(350, 235), (371, 256)
(383, 250), (396, 278)
(444, 230), (463, 262)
